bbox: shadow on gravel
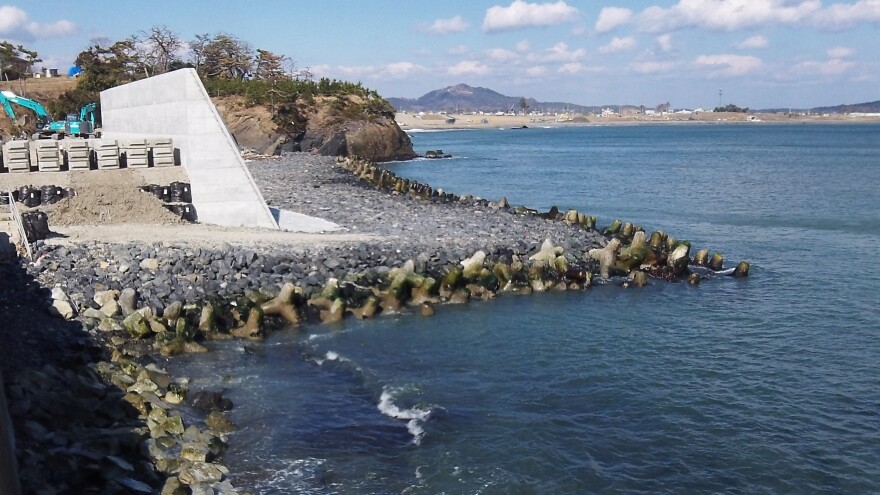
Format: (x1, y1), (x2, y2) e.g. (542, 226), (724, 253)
(0, 259), (161, 493)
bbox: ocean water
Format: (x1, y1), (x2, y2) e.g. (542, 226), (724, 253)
(168, 124), (880, 494)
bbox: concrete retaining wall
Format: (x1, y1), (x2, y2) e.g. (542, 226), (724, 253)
(0, 372), (22, 495)
(100, 69), (278, 229)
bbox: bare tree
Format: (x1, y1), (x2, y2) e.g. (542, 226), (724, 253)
(139, 25), (182, 75)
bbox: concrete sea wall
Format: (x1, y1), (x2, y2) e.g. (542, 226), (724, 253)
(100, 69), (278, 229)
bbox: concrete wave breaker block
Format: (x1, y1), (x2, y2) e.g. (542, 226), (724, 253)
(29, 140), (62, 172)
(62, 139), (91, 170)
(2, 141), (30, 173)
(148, 137), (174, 167)
(89, 139), (120, 169)
(120, 138), (149, 168)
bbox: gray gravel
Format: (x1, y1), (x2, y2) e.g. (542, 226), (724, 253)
(248, 153), (606, 258)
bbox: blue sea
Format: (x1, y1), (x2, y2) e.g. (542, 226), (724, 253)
(168, 123), (880, 494)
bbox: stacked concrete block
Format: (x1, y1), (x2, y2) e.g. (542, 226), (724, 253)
(120, 138), (149, 168)
(29, 140), (62, 172)
(89, 139), (120, 170)
(63, 139), (91, 171)
(148, 137), (175, 167)
(2, 141), (31, 173)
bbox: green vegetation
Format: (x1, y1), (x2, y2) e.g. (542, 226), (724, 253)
(0, 41), (40, 81)
(713, 104), (749, 113)
(52, 26), (393, 126)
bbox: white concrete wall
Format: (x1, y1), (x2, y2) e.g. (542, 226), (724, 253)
(100, 69), (278, 229)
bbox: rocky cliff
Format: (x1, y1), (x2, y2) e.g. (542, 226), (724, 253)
(214, 94), (416, 162)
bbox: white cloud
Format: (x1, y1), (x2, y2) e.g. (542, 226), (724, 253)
(826, 46), (853, 58)
(516, 40), (531, 52)
(657, 34), (674, 52)
(0, 5), (76, 40)
(526, 65), (548, 76)
(558, 62), (584, 74)
(598, 36), (637, 54)
(448, 60), (490, 75)
(425, 15), (469, 35)
(812, 0), (880, 30)
(736, 35), (769, 49)
(629, 60), (679, 73)
(792, 58), (855, 75)
(595, 7), (634, 33)
(531, 42), (586, 62)
(638, 0), (822, 33)
(694, 54), (764, 77)
(448, 45), (469, 55)
(483, 0), (580, 32)
(487, 48), (520, 62)
(313, 61), (426, 80)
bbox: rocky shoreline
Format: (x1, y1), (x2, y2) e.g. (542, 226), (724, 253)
(3, 152), (747, 494)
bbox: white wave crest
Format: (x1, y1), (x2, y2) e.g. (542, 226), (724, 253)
(378, 386), (434, 445)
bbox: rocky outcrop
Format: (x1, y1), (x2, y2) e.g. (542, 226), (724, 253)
(214, 95), (416, 162)
(300, 113), (417, 162)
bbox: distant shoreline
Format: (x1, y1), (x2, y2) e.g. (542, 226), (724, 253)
(395, 111), (880, 131)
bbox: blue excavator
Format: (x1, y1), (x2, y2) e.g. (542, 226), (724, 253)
(0, 90), (97, 138)
(0, 89), (51, 137)
(46, 102), (97, 137)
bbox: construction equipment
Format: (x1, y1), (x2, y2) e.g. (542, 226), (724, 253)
(46, 102), (98, 137)
(0, 90), (51, 136)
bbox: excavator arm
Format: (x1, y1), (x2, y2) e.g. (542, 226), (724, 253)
(0, 90), (50, 128)
(79, 102), (97, 124)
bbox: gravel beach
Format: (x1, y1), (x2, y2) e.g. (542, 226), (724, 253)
(2, 152), (614, 494)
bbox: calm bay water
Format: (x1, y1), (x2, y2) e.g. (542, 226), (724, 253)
(169, 123), (880, 494)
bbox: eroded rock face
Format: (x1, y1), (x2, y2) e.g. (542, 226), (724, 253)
(215, 95), (417, 162)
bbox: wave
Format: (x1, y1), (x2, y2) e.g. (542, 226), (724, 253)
(377, 385), (440, 446)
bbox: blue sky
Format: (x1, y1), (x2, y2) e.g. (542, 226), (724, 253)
(2, 1), (878, 109)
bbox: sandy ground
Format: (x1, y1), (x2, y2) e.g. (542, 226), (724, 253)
(1, 164), (379, 249)
(395, 111), (880, 130)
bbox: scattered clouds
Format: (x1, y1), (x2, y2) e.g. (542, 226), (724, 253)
(598, 36), (637, 54)
(0, 5), (76, 41)
(826, 46), (853, 58)
(638, 0), (821, 33)
(558, 62), (584, 74)
(812, 0), (880, 30)
(487, 48), (519, 62)
(313, 61), (426, 80)
(792, 58), (855, 75)
(526, 65), (548, 76)
(736, 35), (769, 49)
(516, 40), (531, 52)
(633, 0), (880, 33)
(531, 42), (586, 62)
(629, 60), (679, 73)
(595, 7), (634, 34)
(448, 45), (469, 55)
(656, 34), (674, 52)
(693, 54), (764, 77)
(483, 0), (580, 32)
(448, 60), (491, 75)
(425, 15), (469, 35)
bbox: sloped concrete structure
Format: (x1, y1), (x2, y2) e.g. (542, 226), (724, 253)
(100, 69), (278, 229)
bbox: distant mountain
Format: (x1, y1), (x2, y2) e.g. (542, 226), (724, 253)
(388, 83), (596, 114)
(759, 100), (880, 114)
(809, 100), (880, 114)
